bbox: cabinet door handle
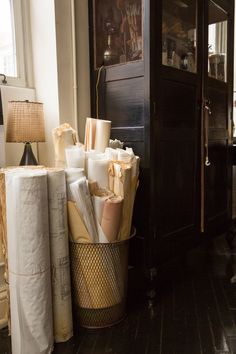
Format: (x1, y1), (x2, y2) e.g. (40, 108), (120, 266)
(204, 99), (211, 167)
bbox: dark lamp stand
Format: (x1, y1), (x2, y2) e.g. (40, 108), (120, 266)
(20, 142), (38, 166)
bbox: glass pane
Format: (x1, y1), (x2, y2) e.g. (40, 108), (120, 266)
(93, 0), (143, 68)
(208, 1), (227, 82)
(162, 0), (197, 73)
(0, 0), (16, 77)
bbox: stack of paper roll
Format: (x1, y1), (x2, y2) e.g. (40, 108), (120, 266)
(66, 146), (139, 244)
(1, 166), (74, 353)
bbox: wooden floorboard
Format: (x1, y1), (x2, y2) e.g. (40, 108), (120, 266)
(2, 234), (236, 353)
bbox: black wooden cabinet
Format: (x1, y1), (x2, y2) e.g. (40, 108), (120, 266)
(88, 0), (234, 270)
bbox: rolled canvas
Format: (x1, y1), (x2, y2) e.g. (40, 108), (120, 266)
(47, 169), (73, 343)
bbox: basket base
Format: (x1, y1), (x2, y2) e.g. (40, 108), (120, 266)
(76, 302), (126, 329)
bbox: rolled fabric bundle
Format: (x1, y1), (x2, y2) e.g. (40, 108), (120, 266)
(47, 169), (73, 343)
(65, 145), (85, 168)
(5, 170), (53, 354)
(87, 154), (109, 189)
(101, 196), (123, 242)
(52, 123), (77, 167)
(84, 118), (97, 151)
(65, 168), (85, 201)
(70, 177), (98, 242)
(94, 119), (111, 153)
(67, 201), (91, 243)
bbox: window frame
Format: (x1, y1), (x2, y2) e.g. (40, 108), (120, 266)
(0, 0), (33, 88)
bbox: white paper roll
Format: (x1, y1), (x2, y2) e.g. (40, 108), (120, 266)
(9, 270), (53, 354)
(70, 177), (98, 242)
(84, 118), (97, 151)
(5, 170), (53, 354)
(65, 146), (85, 168)
(87, 154), (109, 189)
(105, 147), (118, 161)
(65, 168), (85, 201)
(47, 169), (73, 343)
(94, 119), (111, 153)
(6, 171), (50, 275)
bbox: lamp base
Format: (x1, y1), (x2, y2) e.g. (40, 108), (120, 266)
(20, 142), (38, 166)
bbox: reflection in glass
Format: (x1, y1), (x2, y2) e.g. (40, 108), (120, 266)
(93, 0), (143, 68)
(208, 1), (227, 82)
(162, 0), (197, 73)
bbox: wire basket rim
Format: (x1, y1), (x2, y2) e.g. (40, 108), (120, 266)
(69, 226), (136, 246)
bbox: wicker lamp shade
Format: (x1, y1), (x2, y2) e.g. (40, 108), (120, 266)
(6, 101), (45, 143)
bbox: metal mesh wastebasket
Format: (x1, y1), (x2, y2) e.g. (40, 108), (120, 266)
(70, 231), (134, 328)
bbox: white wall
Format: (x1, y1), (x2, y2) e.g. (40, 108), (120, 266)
(29, 0), (78, 166)
(75, 0), (91, 143)
(30, 0), (60, 167)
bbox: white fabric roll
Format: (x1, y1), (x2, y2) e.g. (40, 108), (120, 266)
(47, 169), (73, 343)
(87, 154), (109, 189)
(65, 168), (85, 201)
(70, 177), (98, 242)
(5, 170), (53, 354)
(94, 119), (111, 153)
(65, 146), (85, 168)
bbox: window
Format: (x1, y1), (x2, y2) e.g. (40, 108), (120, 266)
(0, 0), (31, 87)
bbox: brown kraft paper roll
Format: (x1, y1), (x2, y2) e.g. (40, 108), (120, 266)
(101, 196), (123, 242)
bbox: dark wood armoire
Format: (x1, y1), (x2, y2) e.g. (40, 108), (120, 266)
(88, 0), (234, 276)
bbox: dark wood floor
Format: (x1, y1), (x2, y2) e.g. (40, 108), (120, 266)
(2, 234), (236, 354)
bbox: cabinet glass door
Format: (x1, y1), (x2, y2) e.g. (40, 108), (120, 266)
(162, 0), (197, 73)
(208, 1), (227, 82)
(92, 0), (143, 68)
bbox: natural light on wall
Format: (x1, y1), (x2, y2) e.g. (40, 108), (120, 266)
(0, 0), (17, 77)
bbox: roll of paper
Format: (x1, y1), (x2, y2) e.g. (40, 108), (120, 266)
(84, 118), (97, 151)
(87, 154), (109, 189)
(101, 196), (123, 242)
(65, 146), (85, 168)
(65, 168), (85, 201)
(9, 270), (53, 354)
(94, 119), (111, 153)
(5, 170), (53, 354)
(67, 201), (91, 243)
(47, 169), (73, 343)
(105, 147), (118, 161)
(113, 163), (132, 198)
(52, 123), (77, 167)
(70, 177), (98, 243)
(92, 189), (113, 225)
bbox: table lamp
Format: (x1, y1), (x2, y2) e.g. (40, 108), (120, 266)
(6, 100), (45, 165)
